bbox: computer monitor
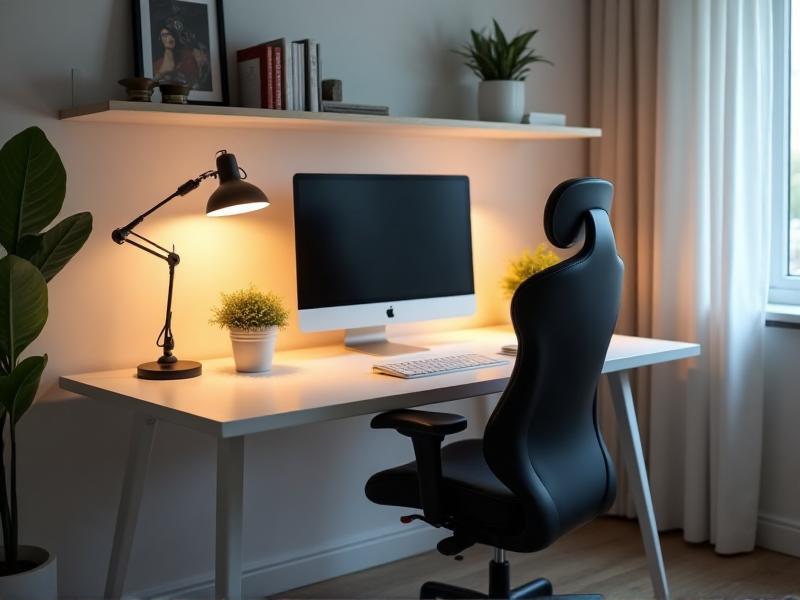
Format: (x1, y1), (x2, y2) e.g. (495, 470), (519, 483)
(293, 174), (476, 355)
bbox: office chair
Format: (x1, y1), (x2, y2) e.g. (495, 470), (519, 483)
(365, 178), (623, 599)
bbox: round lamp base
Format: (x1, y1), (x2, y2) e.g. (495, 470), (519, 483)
(137, 360), (202, 380)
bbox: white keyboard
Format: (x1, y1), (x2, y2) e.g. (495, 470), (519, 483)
(373, 353), (509, 379)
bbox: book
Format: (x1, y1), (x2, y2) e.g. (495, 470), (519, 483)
(300, 39), (320, 112)
(265, 46), (273, 109)
(264, 38), (293, 111)
(522, 112), (567, 126)
(236, 43), (271, 108)
(237, 39), (296, 110)
(500, 344), (517, 356)
(294, 42), (306, 110)
(273, 46), (282, 109)
(315, 44), (322, 111)
(323, 108), (389, 116)
(238, 38), (324, 112)
(322, 101), (389, 116)
(290, 43), (298, 110)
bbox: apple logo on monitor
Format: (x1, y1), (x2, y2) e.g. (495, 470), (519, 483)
(386, 306), (395, 318)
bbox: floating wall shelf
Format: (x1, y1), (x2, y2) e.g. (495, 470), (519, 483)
(59, 101), (601, 141)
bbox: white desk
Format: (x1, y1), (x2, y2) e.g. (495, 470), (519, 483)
(60, 326), (699, 600)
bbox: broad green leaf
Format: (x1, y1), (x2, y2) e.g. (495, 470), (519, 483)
(18, 212), (92, 282)
(0, 127), (66, 254)
(16, 234), (39, 258)
(0, 256), (48, 370)
(0, 354), (47, 423)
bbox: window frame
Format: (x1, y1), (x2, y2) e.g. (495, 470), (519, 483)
(770, 0), (797, 303)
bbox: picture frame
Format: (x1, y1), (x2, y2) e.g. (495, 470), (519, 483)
(132, 0), (229, 105)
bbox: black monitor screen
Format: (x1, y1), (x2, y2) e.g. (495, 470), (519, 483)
(293, 174), (474, 310)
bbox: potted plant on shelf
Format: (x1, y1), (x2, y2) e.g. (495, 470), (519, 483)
(501, 244), (560, 298)
(0, 127), (93, 598)
(211, 285), (289, 373)
(455, 19), (552, 123)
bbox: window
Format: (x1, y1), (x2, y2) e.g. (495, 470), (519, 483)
(790, 1), (800, 275)
(771, 0), (799, 303)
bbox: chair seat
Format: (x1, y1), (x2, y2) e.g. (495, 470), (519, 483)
(365, 439), (524, 532)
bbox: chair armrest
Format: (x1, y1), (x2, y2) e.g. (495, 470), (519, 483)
(370, 409), (468, 438)
(371, 409), (467, 525)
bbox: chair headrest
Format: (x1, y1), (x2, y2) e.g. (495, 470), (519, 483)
(543, 178), (614, 248)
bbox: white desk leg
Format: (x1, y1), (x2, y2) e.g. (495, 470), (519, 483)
(215, 436), (245, 600)
(607, 370), (670, 600)
(105, 413), (157, 600)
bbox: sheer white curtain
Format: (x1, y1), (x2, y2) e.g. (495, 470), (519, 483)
(590, 0), (775, 553)
(649, 0), (774, 554)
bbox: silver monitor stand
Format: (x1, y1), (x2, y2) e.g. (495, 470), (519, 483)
(344, 326), (428, 356)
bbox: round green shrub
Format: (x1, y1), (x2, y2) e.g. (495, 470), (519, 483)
(210, 285), (289, 331)
(501, 243), (560, 298)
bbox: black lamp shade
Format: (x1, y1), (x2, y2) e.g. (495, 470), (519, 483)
(206, 151), (270, 217)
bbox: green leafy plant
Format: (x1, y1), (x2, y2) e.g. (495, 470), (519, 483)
(501, 244), (560, 298)
(0, 126), (92, 572)
(210, 285), (289, 331)
(454, 19), (552, 81)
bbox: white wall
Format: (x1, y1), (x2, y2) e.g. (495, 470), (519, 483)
(758, 325), (800, 557)
(0, 0), (589, 596)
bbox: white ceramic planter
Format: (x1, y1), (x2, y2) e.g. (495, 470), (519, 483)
(0, 546), (57, 600)
(229, 326), (279, 373)
(478, 80), (525, 123)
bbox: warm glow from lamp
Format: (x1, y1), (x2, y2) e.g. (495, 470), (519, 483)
(207, 201), (270, 217)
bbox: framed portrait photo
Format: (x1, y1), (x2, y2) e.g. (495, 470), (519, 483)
(133, 0), (229, 105)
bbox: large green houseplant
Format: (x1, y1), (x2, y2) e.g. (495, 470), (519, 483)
(0, 127), (92, 581)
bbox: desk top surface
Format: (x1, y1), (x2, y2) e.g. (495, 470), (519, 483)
(60, 326), (700, 438)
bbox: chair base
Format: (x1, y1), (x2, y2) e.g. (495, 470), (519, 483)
(419, 557), (602, 600)
(420, 577), (552, 599)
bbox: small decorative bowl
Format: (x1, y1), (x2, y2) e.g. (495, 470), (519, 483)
(158, 81), (191, 104)
(118, 77), (157, 102)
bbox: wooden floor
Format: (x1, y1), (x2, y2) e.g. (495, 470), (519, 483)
(280, 518), (800, 599)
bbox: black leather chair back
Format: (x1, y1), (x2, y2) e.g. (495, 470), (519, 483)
(483, 178), (623, 552)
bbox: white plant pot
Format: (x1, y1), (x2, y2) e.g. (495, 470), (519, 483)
(229, 326), (279, 373)
(0, 546), (57, 600)
(478, 80), (525, 123)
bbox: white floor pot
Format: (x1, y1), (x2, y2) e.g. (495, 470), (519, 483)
(478, 80), (525, 123)
(229, 326), (279, 373)
(0, 546), (57, 600)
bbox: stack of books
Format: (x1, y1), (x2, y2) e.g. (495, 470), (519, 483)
(522, 112), (567, 126)
(500, 344), (518, 357)
(237, 38), (321, 111)
(322, 100), (389, 116)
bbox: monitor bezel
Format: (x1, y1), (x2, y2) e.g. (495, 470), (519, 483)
(292, 173), (476, 333)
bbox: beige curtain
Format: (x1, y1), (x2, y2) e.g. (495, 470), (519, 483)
(589, 0), (659, 518)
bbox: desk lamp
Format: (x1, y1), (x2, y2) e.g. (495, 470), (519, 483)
(112, 150), (269, 380)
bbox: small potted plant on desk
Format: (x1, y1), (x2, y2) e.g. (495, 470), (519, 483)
(501, 243), (560, 299)
(455, 19), (552, 123)
(0, 127), (93, 598)
(211, 285), (289, 373)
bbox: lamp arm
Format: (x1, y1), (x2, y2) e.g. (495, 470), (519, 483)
(111, 170), (217, 368)
(121, 231), (177, 264)
(115, 229), (182, 363)
(111, 169), (218, 244)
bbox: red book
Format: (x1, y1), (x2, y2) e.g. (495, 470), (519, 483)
(274, 46), (283, 109)
(236, 43), (271, 108)
(265, 46), (274, 109)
